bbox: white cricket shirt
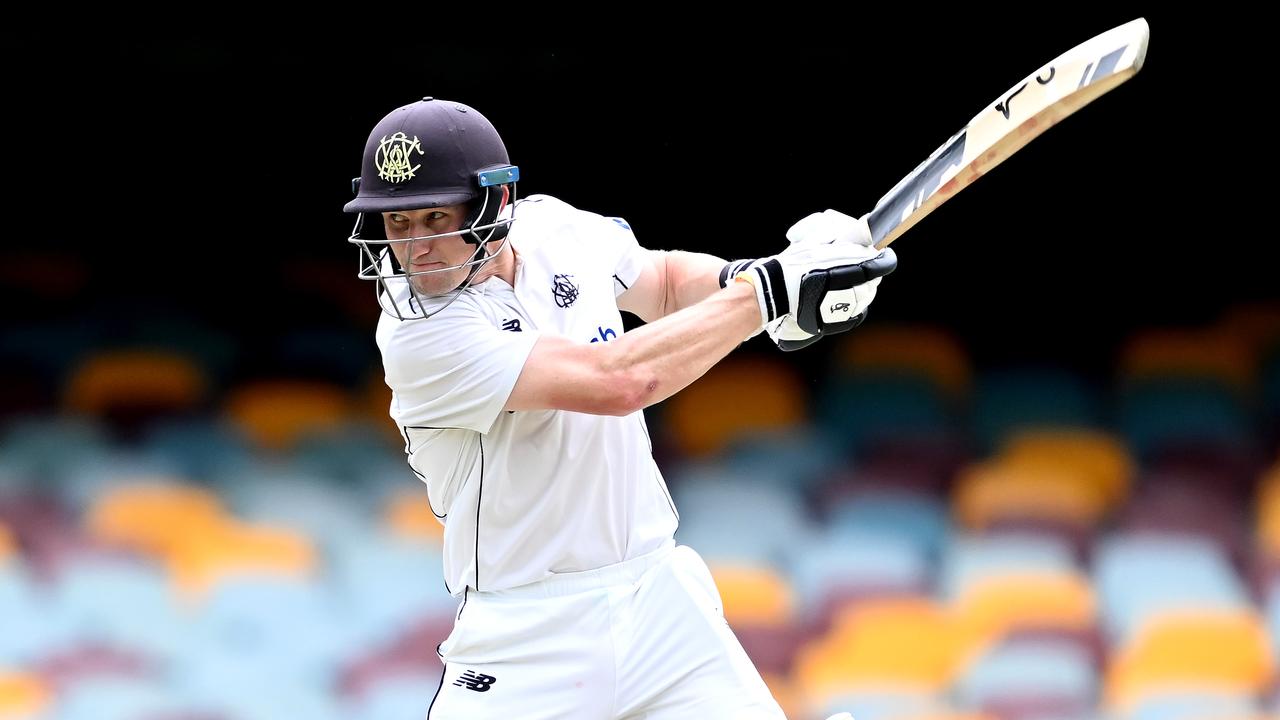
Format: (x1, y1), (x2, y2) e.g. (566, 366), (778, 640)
(375, 194), (679, 594)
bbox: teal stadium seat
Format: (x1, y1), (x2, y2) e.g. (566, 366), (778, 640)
(972, 367), (1101, 452)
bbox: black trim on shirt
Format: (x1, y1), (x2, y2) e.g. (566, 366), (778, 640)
(655, 467), (679, 529)
(456, 586), (470, 621)
(635, 414), (678, 526)
(404, 424), (451, 519)
(475, 435), (485, 591)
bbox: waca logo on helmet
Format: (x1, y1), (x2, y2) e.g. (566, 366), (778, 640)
(375, 132), (424, 183)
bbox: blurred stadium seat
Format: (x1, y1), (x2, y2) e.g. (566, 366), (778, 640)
(0, 522), (11, 562)
(953, 460), (1109, 533)
(952, 571), (1097, 659)
(85, 482), (226, 560)
(787, 529), (929, 628)
(663, 357), (807, 458)
(997, 428), (1135, 510)
(971, 367), (1102, 452)
(384, 488), (446, 544)
(672, 465), (810, 567)
(1106, 609), (1274, 712)
(62, 349), (207, 431)
(952, 638), (1097, 715)
(707, 563), (794, 627)
(0, 671), (52, 719)
(165, 520), (317, 601)
(825, 489), (950, 560)
(832, 325), (971, 398)
(793, 597), (961, 704)
(1120, 329), (1256, 391)
(1095, 534), (1251, 644)
(223, 380), (351, 452)
(44, 555), (185, 660)
(939, 533), (1077, 602)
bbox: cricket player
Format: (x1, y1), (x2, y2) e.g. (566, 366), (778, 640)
(344, 97), (893, 719)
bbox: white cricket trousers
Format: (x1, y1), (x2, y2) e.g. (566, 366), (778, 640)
(426, 541), (786, 719)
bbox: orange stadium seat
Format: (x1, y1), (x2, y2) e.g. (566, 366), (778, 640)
(832, 325), (971, 398)
(793, 597), (961, 699)
(360, 369), (402, 444)
(63, 349), (206, 417)
(1254, 458), (1280, 556)
(663, 357), (806, 457)
(758, 672), (801, 720)
(0, 522), (13, 563)
(997, 429), (1135, 509)
(86, 482), (227, 558)
(1218, 302), (1280, 356)
(167, 520), (317, 601)
(1105, 609), (1274, 711)
(709, 564), (795, 628)
(953, 461), (1108, 532)
(385, 489), (445, 544)
(1255, 462), (1280, 558)
(0, 671), (51, 718)
(1119, 329), (1256, 392)
(223, 380), (351, 451)
(952, 572), (1096, 661)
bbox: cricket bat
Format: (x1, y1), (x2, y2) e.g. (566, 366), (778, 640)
(867, 17), (1150, 249)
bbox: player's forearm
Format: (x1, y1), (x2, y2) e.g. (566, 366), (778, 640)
(604, 280), (760, 411)
(659, 250), (730, 315)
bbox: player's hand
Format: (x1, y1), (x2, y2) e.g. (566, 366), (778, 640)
(765, 209), (891, 350)
(765, 310), (868, 351)
(785, 209), (876, 248)
(721, 210), (897, 334)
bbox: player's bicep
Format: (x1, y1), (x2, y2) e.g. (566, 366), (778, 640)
(616, 249), (668, 323)
(504, 334), (639, 416)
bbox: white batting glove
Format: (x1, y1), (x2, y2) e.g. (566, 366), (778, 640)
(731, 240), (894, 343)
(764, 210), (891, 350)
(786, 209), (876, 247)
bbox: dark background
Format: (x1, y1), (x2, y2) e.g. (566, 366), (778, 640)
(1, 10), (1264, 390)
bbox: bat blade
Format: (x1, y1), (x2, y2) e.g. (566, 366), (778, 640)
(868, 17), (1150, 249)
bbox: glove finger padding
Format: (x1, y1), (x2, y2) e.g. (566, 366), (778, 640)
(794, 248), (897, 335)
(786, 209), (873, 248)
(766, 310), (869, 352)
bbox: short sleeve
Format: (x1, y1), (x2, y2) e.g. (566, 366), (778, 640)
(597, 215), (646, 297)
(380, 303), (540, 434)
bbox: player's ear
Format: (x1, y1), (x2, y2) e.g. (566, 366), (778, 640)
(499, 184), (510, 211)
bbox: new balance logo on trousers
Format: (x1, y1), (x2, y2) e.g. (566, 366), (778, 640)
(453, 670), (496, 692)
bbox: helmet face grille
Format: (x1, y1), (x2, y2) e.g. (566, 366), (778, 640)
(347, 183), (520, 321)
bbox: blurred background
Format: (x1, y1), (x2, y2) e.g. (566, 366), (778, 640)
(4, 9), (1279, 720)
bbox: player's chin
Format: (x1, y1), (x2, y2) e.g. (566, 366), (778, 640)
(409, 272), (463, 297)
